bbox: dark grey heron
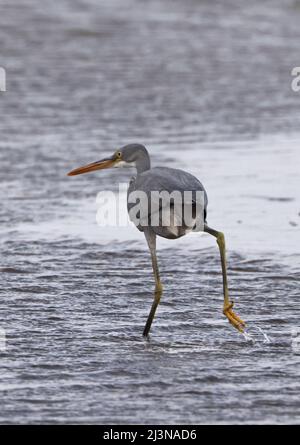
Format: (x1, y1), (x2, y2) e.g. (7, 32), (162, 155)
(68, 143), (245, 336)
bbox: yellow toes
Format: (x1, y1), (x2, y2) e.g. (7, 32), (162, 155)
(228, 309), (245, 327)
(223, 302), (246, 332)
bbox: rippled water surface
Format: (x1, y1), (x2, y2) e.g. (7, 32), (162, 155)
(1, 0), (300, 424)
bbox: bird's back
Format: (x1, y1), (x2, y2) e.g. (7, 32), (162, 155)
(127, 167), (208, 239)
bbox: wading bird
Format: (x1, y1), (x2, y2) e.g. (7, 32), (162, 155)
(68, 144), (245, 336)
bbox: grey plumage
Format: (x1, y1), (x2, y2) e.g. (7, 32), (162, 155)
(127, 166), (208, 239)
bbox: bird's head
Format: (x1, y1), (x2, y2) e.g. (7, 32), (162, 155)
(67, 143), (149, 176)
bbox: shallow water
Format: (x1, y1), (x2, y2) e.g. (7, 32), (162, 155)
(1, 0), (300, 424)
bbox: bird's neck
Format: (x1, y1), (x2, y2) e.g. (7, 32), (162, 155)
(135, 149), (151, 174)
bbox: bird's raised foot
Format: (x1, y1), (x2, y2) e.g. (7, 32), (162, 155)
(223, 301), (246, 333)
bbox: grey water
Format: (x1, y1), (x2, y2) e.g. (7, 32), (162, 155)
(1, 0), (300, 424)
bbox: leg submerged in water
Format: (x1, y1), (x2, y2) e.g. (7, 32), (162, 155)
(204, 225), (245, 332)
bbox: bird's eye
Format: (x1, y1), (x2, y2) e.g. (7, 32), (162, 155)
(116, 152), (122, 158)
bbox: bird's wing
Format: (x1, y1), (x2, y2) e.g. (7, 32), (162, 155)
(135, 167), (208, 205)
(127, 167), (208, 227)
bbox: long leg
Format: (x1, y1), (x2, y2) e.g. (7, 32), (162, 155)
(143, 228), (163, 337)
(204, 225), (245, 332)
